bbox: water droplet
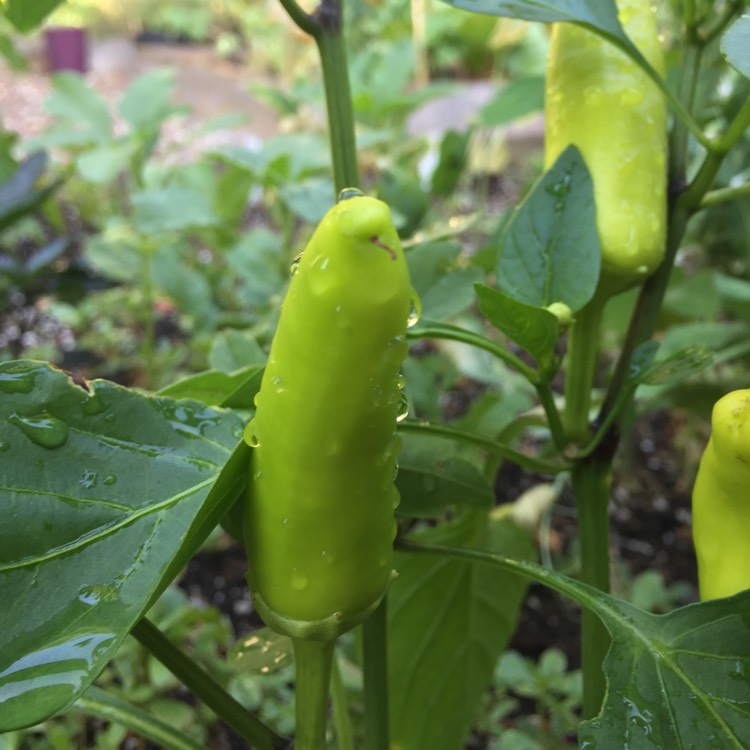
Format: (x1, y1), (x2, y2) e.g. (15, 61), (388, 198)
(271, 375), (284, 393)
(282, 517), (290, 527)
(545, 172), (572, 200)
(338, 187), (364, 202)
(407, 292), (422, 328)
(253, 470), (263, 481)
(9, 412), (69, 449)
(396, 390), (409, 422)
(80, 392), (107, 416)
(103, 473), (117, 486)
(290, 252), (304, 276)
(290, 569), (308, 591)
(0, 441), (9, 452)
(80, 469), (98, 489)
(78, 584), (117, 605)
(333, 611), (343, 622)
(0, 365), (38, 394)
(244, 420), (259, 447)
(321, 550), (333, 566)
(396, 372), (406, 390)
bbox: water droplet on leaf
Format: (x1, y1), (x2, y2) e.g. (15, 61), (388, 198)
(9, 412), (69, 449)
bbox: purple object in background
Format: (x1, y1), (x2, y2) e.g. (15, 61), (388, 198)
(45, 27), (88, 73)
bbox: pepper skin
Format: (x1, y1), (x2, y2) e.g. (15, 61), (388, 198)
(244, 191), (412, 640)
(692, 389), (750, 600)
(544, 0), (668, 296)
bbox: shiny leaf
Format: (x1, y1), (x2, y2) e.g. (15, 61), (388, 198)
(497, 145), (600, 311)
(580, 591), (750, 749)
(0, 361), (245, 730)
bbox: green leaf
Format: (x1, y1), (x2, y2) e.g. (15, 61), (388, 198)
(119, 69), (180, 132)
(43, 73), (112, 143)
(132, 187), (219, 234)
(159, 366), (264, 410)
(230, 627), (293, 674)
(721, 14), (750, 79)
(475, 283), (559, 367)
(389, 513), (534, 750)
(437, 0), (628, 48)
(209, 330), (267, 372)
(279, 177), (335, 223)
(400, 540), (750, 750)
(4, 0), (65, 32)
(637, 345), (714, 386)
(580, 591), (750, 749)
(395, 434), (494, 518)
(76, 142), (138, 184)
(0, 152), (59, 231)
(0, 361), (245, 731)
(407, 240), (483, 321)
(477, 76), (545, 127)
(431, 130), (470, 197)
(497, 145), (600, 311)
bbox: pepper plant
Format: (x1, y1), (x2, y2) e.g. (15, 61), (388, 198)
(2, 0), (750, 749)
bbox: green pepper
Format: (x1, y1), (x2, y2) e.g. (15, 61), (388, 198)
(244, 190), (412, 641)
(544, 0), (668, 296)
(692, 388), (750, 601)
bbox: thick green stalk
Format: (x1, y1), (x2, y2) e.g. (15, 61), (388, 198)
(315, 14), (359, 192)
(362, 599), (390, 750)
(571, 458), (612, 718)
(131, 619), (287, 750)
(293, 638), (335, 750)
(563, 296), (605, 445)
(330, 652), (354, 750)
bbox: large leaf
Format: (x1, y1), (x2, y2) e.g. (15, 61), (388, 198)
(398, 540), (750, 750)
(580, 590), (750, 749)
(0, 152), (60, 231)
(395, 433), (494, 518)
(389, 513), (534, 750)
(43, 73), (112, 144)
(0, 361), (246, 731)
(497, 145), (600, 311)
(4, 0), (65, 32)
(721, 14), (750, 79)
(132, 187), (220, 234)
(438, 0), (630, 51)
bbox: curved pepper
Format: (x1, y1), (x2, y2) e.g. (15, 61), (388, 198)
(244, 190), (412, 640)
(692, 388), (750, 600)
(545, 0), (668, 296)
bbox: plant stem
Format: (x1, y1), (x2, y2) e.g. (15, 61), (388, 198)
(700, 181), (750, 209)
(314, 4), (359, 193)
(293, 638), (335, 750)
(397, 420), (571, 475)
(277, 0), (317, 35)
(330, 651), (354, 750)
(131, 619), (287, 750)
(140, 247), (156, 389)
(408, 321), (538, 383)
(563, 296), (605, 444)
(362, 599), (390, 750)
(571, 457), (612, 718)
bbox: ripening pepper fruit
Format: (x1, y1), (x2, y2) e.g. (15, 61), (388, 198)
(692, 389), (750, 601)
(244, 190), (412, 641)
(544, 0), (668, 296)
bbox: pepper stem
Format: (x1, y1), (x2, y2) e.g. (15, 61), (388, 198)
(292, 637), (335, 750)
